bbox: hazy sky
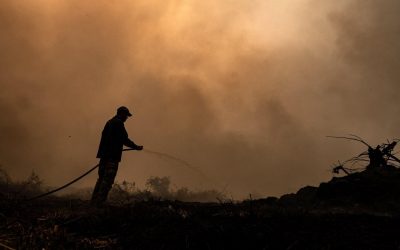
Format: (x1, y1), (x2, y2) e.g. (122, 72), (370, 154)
(1, 0), (400, 198)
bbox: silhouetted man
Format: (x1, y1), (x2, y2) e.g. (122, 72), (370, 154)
(91, 106), (143, 205)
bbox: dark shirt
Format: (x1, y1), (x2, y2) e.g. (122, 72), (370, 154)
(96, 116), (139, 162)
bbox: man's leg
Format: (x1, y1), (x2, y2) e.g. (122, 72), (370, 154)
(95, 161), (119, 205)
(91, 160), (106, 204)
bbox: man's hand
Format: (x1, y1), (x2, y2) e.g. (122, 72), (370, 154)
(136, 145), (143, 151)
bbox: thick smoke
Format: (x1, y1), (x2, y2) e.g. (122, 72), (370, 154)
(1, 0), (399, 198)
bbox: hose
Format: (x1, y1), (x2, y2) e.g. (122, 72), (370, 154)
(28, 164), (99, 201)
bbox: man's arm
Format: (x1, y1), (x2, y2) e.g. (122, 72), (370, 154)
(124, 137), (143, 150)
(117, 121), (143, 150)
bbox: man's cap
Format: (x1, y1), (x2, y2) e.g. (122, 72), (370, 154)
(117, 106), (132, 116)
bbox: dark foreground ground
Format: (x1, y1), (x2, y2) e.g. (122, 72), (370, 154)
(2, 167), (400, 249)
(0, 197), (399, 250)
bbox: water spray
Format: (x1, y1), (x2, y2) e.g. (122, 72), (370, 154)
(123, 148), (209, 180)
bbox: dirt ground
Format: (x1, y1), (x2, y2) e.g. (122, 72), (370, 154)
(1, 198), (399, 250)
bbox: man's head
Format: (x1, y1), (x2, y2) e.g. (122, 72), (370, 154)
(116, 106), (132, 122)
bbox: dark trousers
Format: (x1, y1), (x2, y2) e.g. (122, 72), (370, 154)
(91, 159), (119, 205)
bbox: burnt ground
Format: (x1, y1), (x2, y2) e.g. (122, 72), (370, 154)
(1, 199), (399, 250)
(2, 167), (400, 249)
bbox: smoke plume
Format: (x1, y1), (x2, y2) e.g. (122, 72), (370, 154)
(1, 0), (399, 198)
